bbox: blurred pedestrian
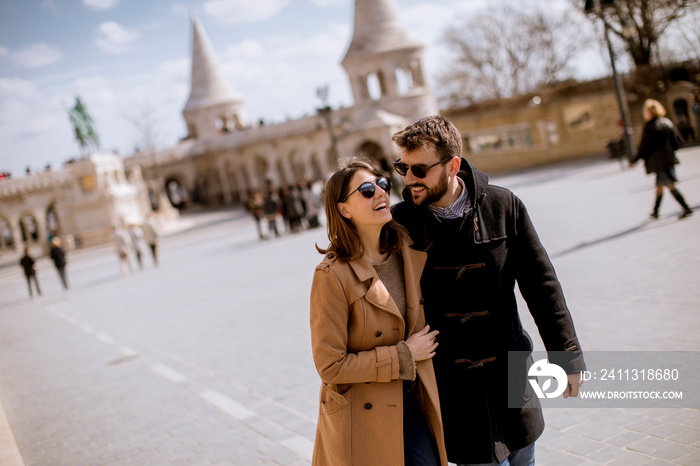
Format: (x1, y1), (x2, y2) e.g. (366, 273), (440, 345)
(49, 237), (69, 290)
(281, 185), (304, 233)
(19, 247), (41, 297)
(128, 224), (147, 270)
(310, 158), (446, 466)
(246, 190), (265, 239)
(300, 179), (321, 228)
(631, 99), (693, 220)
(262, 189), (281, 237)
(113, 226), (133, 276)
(140, 215), (160, 267)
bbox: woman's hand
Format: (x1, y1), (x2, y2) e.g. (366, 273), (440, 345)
(405, 325), (439, 361)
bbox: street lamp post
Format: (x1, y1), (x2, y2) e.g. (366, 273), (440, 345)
(585, 0), (636, 161)
(316, 86), (340, 166)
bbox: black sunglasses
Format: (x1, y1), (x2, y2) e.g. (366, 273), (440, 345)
(341, 177), (391, 202)
(393, 156), (453, 178)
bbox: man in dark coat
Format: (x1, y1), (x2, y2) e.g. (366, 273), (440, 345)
(19, 247), (41, 297)
(390, 115), (585, 465)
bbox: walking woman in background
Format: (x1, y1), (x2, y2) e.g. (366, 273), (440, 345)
(49, 237), (69, 290)
(631, 99), (693, 219)
(309, 158), (447, 466)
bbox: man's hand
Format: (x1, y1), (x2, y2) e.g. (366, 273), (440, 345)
(563, 372), (583, 398)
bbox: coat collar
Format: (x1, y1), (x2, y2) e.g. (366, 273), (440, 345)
(347, 239), (427, 332)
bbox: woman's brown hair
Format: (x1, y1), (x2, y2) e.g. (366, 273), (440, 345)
(316, 158), (408, 261)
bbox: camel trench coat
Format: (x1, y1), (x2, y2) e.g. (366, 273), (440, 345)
(310, 240), (448, 466)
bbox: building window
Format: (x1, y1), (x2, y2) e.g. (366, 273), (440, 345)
(395, 67), (412, 95)
(367, 73), (382, 101)
(466, 125), (533, 153)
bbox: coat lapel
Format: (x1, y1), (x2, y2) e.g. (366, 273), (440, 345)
(346, 239), (427, 327)
(349, 254), (403, 321)
(401, 241), (427, 337)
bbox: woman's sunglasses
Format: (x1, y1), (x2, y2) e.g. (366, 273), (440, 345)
(393, 156), (453, 178)
(341, 177), (391, 202)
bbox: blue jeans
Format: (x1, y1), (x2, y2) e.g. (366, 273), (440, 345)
(457, 443), (535, 466)
(404, 384), (441, 466)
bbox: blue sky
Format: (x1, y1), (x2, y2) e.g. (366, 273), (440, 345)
(0, 0), (609, 176)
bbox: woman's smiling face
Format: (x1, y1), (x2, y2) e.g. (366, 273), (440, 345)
(337, 169), (392, 229)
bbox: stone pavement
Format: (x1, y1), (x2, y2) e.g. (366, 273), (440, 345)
(0, 148), (698, 465)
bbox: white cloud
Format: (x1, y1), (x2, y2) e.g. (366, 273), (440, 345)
(95, 22), (138, 53)
(265, 23), (348, 59)
(401, 1), (485, 46)
(306, 0), (343, 6)
(13, 43), (63, 67)
(222, 39), (265, 59)
(0, 79), (46, 129)
(170, 3), (193, 17)
(83, 0), (119, 10)
(0, 78), (39, 97)
(159, 57), (189, 76)
(72, 75), (116, 103)
(41, 0), (58, 13)
(0, 46), (8, 56)
(203, 0), (290, 24)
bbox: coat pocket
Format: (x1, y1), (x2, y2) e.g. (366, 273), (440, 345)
(320, 383), (351, 415)
(316, 384), (353, 465)
(507, 332), (536, 407)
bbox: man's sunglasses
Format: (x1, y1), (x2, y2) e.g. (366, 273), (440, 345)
(341, 177), (391, 202)
(393, 156), (453, 178)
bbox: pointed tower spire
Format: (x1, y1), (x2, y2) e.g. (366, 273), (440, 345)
(341, 0), (437, 121)
(343, 0), (421, 59)
(182, 16), (247, 139)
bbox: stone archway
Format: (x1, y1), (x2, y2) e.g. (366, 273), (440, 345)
(357, 141), (391, 174)
(0, 217), (13, 251)
(309, 153), (323, 181)
(290, 150), (305, 182)
(276, 159), (288, 187)
(224, 161), (241, 204)
(254, 156), (270, 189)
(19, 214), (39, 243)
(164, 176), (187, 209)
(198, 169), (223, 205)
(46, 204), (60, 237)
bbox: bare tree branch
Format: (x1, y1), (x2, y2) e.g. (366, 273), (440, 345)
(124, 101), (160, 153)
(438, 1), (589, 108)
(574, 0), (700, 66)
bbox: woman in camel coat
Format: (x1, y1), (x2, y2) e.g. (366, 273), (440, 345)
(310, 159), (448, 466)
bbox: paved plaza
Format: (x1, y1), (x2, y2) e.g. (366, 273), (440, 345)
(1, 149), (699, 465)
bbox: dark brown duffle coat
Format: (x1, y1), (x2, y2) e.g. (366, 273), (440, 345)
(309, 239), (448, 466)
(392, 159), (586, 464)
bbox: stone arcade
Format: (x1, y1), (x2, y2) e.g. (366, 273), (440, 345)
(0, 0), (437, 256)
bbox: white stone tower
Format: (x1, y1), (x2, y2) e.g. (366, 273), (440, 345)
(182, 17), (248, 140)
(341, 0), (438, 122)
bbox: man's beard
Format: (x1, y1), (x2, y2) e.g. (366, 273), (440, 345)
(408, 171), (449, 207)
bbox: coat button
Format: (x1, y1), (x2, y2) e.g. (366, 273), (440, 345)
(375, 330), (382, 337)
(364, 403), (372, 410)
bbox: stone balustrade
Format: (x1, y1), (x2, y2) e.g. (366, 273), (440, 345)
(0, 170), (73, 200)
